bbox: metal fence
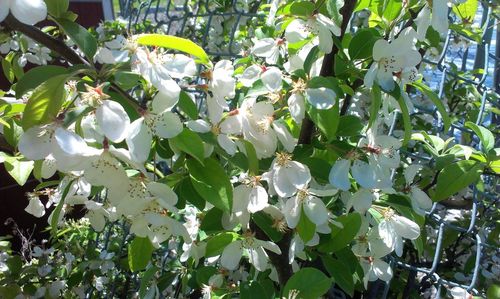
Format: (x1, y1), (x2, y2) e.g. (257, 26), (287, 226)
(106, 1), (499, 298)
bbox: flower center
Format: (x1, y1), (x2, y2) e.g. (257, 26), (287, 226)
(276, 152), (292, 166)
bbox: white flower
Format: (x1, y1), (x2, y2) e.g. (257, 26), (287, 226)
(239, 65), (283, 93)
(232, 175), (269, 226)
(126, 106), (183, 163)
(25, 194), (45, 218)
(360, 131), (402, 169)
(220, 233), (281, 271)
(252, 37), (286, 64)
(283, 187), (333, 229)
(285, 14), (341, 53)
(403, 165), (433, 215)
(364, 28), (421, 91)
(0, 0), (47, 25)
(377, 210), (420, 256)
(186, 117), (238, 156)
(265, 153), (311, 198)
(360, 256), (393, 288)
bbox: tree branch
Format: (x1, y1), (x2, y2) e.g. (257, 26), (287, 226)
(298, 0), (358, 144)
(3, 14), (88, 66)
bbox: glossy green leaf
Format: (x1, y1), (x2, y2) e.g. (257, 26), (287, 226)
(45, 0), (69, 17)
(319, 212), (361, 252)
(57, 18), (97, 59)
(290, 1), (316, 16)
(368, 84), (382, 128)
(128, 237), (154, 272)
(15, 66), (68, 98)
(336, 115), (363, 136)
(186, 158), (233, 213)
(296, 206), (316, 243)
(4, 158), (33, 186)
(169, 128), (205, 165)
(382, 0), (402, 21)
(283, 268), (332, 299)
(240, 281), (269, 299)
(327, 0), (344, 27)
(464, 121), (495, 153)
(136, 34), (210, 65)
(395, 92), (412, 146)
(178, 91), (199, 120)
(21, 74), (69, 130)
(453, 0), (478, 22)
(242, 140), (259, 175)
(348, 28), (380, 60)
(433, 160), (484, 201)
(205, 232), (238, 257)
(321, 255), (355, 296)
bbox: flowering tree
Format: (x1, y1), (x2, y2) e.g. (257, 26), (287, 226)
(0, 0), (498, 298)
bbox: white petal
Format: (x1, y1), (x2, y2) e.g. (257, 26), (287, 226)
(147, 181), (178, 209)
(288, 93), (306, 124)
(87, 210), (106, 232)
(126, 118), (152, 163)
(392, 215), (420, 240)
(351, 160), (378, 189)
(351, 189), (374, 213)
(252, 38), (276, 57)
(410, 187), (433, 215)
(303, 196), (328, 225)
(272, 122), (296, 153)
(220, 241), (243, 270)
(10, 0), (47, 25)
(240, 64), (262, 87)
(364, 64), (378, 88)
(318, 26), (334, 53)
(152, 91), (179, 113)
(305, 87), (336, 110)
(0, 0), (9, 23)
(283, 196), (301, 228)
(217, 134), (237, 156)
(329, 159), (351, 191)
(155, 112), (182, 138)
(404, 164), (422, 184)
(248, 247), (268, 272)
(247, 185), (268, 213)
(41, 155), (57, 179)
(96, 100), (130, 143)
(260, 67), (283, 92)
(155, 78), (181, 105)
(164, 54), (197, 78)
(25, 197), (45, 218)
(377, 220), (396, 250)
(285, 19), (309, 43)
(186, 119), (211, 133)
(257, 240), (282, 255)
(18, 126), (53, 160)
(372, 259), (393, 281)
(431, 0), (449, 35)
(84, 151), (128, 190)
(54, 128), (91, 156)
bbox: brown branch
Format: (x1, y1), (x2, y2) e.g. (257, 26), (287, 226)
(298, 0), (358, 144)
(3, 14), (88, 66)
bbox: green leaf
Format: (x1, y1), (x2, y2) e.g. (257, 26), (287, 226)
(464, 121), (495, 153)
(21, 74), (69, 130)
(412, 82), (451, 133)
(113, 71), (142, 90)
(128, 237), (154, 272)
(296, 206), (316, 243)
(177, 178), (205, 210)
(453, 0), (478, 22)
(139, 266), (158, 298)
(487, 284), (500, 299)
(136, 34), (210, 65)
(290, 1), (316, 16)
(433, 160), (484, 201)
(240, 281), (269, 299)
(321, 255), (354, 296)
(252, 212), (283, 242)
(382, 0), (402, 21)
(50, 179), (74, 235)
(4, 159), (34, 186)
(45, 0), (69, 17)
(186, 158), (233, 213)
(336, 115), (363, 136)
(306, 101), (339, 141)
(1, 56), (14, 84)
(368, 84), (382, 128)
(283, 268), (332, 299)
(57, 18), (97, 59)
(205, 232), (238, 257)
(169, 128), (205, 165)
(243, 140), (259, 175)
(319, 212), (361, 252)
(200, 207), (224, 233)
(303, 45), (320, 75)
(395, 92), (411, 146)
(348, 28), (380, 60)
(178, 91), (198, 119)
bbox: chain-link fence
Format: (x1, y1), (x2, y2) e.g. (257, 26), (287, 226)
(104, 1), (499, 298)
